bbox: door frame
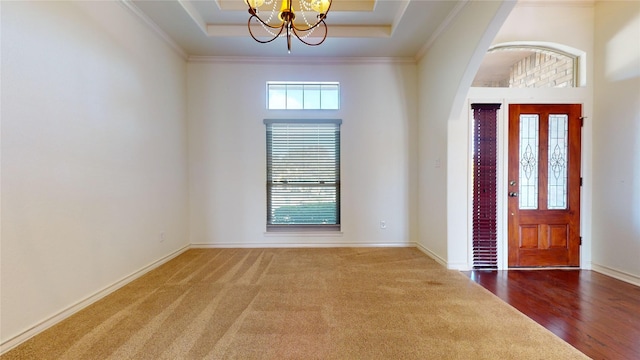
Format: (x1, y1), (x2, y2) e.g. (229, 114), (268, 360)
(466, 99), (588, 270)
(507, 103), (582, 267)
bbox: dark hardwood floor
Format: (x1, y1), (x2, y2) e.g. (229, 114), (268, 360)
(465, 270), (640, 360)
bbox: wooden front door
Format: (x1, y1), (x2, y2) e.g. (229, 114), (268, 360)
(508, 104), (582, 267)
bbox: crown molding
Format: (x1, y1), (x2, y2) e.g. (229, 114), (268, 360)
(188, 56), (417, 65)
(119, 0), (188, 60)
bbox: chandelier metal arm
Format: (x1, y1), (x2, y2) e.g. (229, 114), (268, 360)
(245, 0), (332, 52)
(247, 14), (285, 44)
(291, 20), (328, 46)
(290, 14), (327, 33)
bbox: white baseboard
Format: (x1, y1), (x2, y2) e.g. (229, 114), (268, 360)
(446, 262), (471, 271)
(1, 242), (448, 354)
(415, 243), (447, 268)
(0, 245), (190, 355)
(591, 263), (640, 287)
(191, 241), (417, 249)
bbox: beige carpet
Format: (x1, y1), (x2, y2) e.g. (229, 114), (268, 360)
(1, 248), (588, 359)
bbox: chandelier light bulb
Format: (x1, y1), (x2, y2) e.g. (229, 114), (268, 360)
(245, 0), (265, 9)
(278, 0), (295, 22)
(310, 0), (330, 14)
(246, 0), (331, 52)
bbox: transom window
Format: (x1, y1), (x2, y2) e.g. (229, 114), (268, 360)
(267, 81), (340, 110)
(265, 119), (341, 231)
(473, 45), (579, 88)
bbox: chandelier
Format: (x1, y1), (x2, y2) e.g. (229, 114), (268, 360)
(245, 0), (332, 53)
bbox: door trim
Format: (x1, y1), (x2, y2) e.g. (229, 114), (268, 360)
(466, 99), (587, 271)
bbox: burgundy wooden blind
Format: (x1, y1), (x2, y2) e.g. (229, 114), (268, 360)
(471, 104), (501, 269)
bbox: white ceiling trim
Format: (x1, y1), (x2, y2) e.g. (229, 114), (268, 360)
(188, 55), (416, 65)
(390, 0), (411, 37)
(218, 0), (377, 12)
(207, 24), (391, 38)
(120, 0), (188, 60)
(414, 0), (468, 61)
(178, 0), (208, 35)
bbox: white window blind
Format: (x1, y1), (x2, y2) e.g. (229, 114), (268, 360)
(265, 119), (341, 231)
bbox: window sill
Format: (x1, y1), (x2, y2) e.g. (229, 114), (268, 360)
(263, 231), (343, 237)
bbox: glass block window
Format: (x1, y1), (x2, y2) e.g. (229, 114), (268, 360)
(267, 82), (339, 110)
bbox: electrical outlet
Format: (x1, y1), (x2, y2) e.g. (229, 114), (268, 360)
(380, 220), (386, 229)
(160, 232), (165, 242)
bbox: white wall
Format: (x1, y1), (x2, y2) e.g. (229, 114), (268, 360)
(1, 1), (189, 346)
(416, 1), (515, 266)
(592, 1), (640, 284)
(188, 59), (417, 247)
(451, 2), (596, 270)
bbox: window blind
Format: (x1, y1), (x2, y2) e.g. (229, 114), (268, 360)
(471, 104), (501, 269)
(265, 119), (341, 230)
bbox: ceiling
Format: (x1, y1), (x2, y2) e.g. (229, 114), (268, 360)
(128, 0), (464, 58)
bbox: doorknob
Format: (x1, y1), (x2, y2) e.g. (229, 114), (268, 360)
(509, 192), (518, 197)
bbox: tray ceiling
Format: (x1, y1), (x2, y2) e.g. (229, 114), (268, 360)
(128, 0), (464, 58)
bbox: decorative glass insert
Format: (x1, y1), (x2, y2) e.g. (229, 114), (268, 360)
(267, 82), (340, 110)
(519, 114), (539, 210)
(548, 114), (569, 209)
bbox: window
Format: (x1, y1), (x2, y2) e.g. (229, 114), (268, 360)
(267, 82), (340, 110)
(472, 45), (579, 88)
(265, 119), (341, 231)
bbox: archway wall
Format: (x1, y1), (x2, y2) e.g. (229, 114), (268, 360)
(415, 0), (516, 267)
(450, 2), (595, 270)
